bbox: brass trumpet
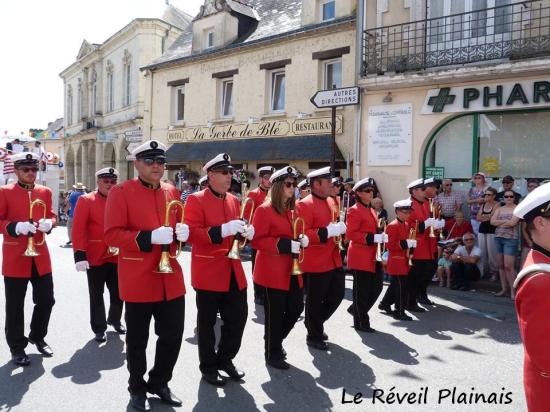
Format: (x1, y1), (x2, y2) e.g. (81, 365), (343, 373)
(375, 218), (387, 262)
(331, 207), (346, 252)
(227, 196), (255, 260)
(406, 221), (418, 266)
(428, 198), (436, 238)
(104, 246), (119, 259)
(291, 214), (305, 276)
(23, 198), (47, 257)
(156, 200), (185, 273)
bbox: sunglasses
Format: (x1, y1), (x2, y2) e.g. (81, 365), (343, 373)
(18, 167), (39, 173)
(100, 178), (117, 184)
(284, 181), (298, 188)
(444, 183), (453, 186)
(358, 188), (374, 193)
(464, 238), (475, 241)
(213, 169), (231, 175)
(141, 157), (166, 166)
(504, 195), (515, 199)
(503, 181), (513, 184)
(484, 193), (494, 196)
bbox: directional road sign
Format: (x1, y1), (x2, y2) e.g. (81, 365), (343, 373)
(310, 86), (360, 109)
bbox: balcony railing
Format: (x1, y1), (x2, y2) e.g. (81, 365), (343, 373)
(362, 0), (550, 76)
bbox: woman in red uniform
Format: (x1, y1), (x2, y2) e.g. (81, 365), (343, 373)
(252, 166), (309, 369)
(346, 177), (387, 332)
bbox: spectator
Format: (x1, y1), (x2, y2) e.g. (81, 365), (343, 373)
(443, 210), (473, 241)
(180, 180), (193, 204)
(11, 138), (24, 153)
(437, 250), (453, 287)
(341, 178), (356, 209)
(491, 190), (521, 299)
(436, 178), (463, 220)
(372, 197), (388, 222)
(450, 233), (481, 291)
(520, 179), (540, 266)
(198, 175), (208, 191)
(477, 187), (499, 281)
(467, 172), (488, 234)
(66, 182), (86, 245)
(330, 177), (341, 200)
(496, 175), (522, 205)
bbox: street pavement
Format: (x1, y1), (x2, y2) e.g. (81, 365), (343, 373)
(0, 227), (525, 411)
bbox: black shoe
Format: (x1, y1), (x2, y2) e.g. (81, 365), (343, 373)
(201, 371), (227, 386)
(378, 303), (393, 314)
(11, 352), (30, 366)
(94, 332), (107, 343)
(65, 241), (72, 246)
(354, 325), (376, 333)
(218, 361), (245, 380)
(393, 312), (413, 321)
(459, 286), (470, 291)
(307, 333), (328, 341)
(266, 358), (290, 370)
(306, 339), (329, 351)
(346, 305), (354, 315)
(149, 386), (182, 406)
(417, 296), (434, 305)
(450, 284), (460, 290)
(28, 338), (53, 357)
(130, 393), (150, 411)
(406, 305), (426, 313)
(108, 321), (126, 334)
(281, 348), (287, 359)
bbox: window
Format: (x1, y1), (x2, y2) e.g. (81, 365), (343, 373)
(220, 79), (234, 117)
(270, 70), (285, 112)
(124, 63), (131, 106)
(173, 85), (185, 123)
(320, 0), (335, 21)
(107, 71), (114, 112)
(67, 86), (73, 125)
(205, 29), (214, 49)
(90, 71), (97, 116)
(324, 59), (342, 90)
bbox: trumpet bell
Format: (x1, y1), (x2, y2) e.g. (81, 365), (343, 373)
(291, 259), (303, 276)
(156, 252), (174, 273)
(227, 239), (241, 260)
(24, 239), (40, 257)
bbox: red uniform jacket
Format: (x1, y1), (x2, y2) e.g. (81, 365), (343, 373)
(444, 219), (474, 240)
(345, 202), (378, 273)
(104, 179), (185, 303)
(408, 197), (431, 260)
(185, 188), (247, 292)
(386, 219), (410, 276)
(295, 194), (342, 273)
(515, 248), (550, 412)
(247, 187), (269, 212)
(72, 191), (117, 267)
(251, 204), (303, 290)
(0, 183), (56, 278)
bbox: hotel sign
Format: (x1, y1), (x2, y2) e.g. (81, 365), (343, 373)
(422, 80), (550, 114)
(167, 115), (343, 143)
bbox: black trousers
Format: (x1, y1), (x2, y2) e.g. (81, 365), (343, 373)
(407, 259), (433, 305)
(352, 269), (383, 328)
(419, 259), (437, 298)
(304, 268), (345, 340)
(451, 262), (481, 289)
(264, 277), (304, 361)
(87, 263), (123, 333)
(195, 274), (247, 374)
(380, 275), (408, 314)
(4, 261), (55, 355)
(125, 296), (185, 394)
(251, 248), (265, 301)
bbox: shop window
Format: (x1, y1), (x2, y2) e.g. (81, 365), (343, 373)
(270, 70), (285, 112)
(323, 59), (342, 90)
(320, 0), (335, 21)
(220, 78), (234, 118)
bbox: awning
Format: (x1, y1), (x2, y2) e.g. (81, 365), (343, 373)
(166, 135), (344, 164)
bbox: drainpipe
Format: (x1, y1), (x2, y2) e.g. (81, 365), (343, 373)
(146, 68), (154, 139)
(353, 0), (365, 179)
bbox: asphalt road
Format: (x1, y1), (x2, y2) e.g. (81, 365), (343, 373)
(0, 227), (526, 412)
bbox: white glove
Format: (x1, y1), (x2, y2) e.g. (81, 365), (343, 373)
(374, 233), (388, 243)
(406, 239), (417, 248)
(175, 223), (189, 242)
(37, 218), (53, 233)
(221, 220), (246, 238)
(326, 222), (341, 238)
(291, 240), (301, 254)
(435, 219), (445, 230)
(75, 261), (90, 272)
(15, 221), (37, 236)
(424, 217), (436, 228)
(299, 235), (309, 248)
(151, 226), (174, 245)
(242, 224), (255, 241)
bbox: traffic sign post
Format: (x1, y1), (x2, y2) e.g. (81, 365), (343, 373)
(310, 87), (360, 173)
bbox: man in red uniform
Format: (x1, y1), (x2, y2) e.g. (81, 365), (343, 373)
(379, 199), (415, 321)
(296, 166), (346, 351)
(104, 140), (189, 411)
(0, 152), (56, 366)
(513, 182), (550, 412)
(247, 165), (274, 305)
(73, 167), (124, 343)
(185, 153), (254, 386)
(345, 177), (387, 332)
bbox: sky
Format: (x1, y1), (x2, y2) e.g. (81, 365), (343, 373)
(0, 0), (204, 137)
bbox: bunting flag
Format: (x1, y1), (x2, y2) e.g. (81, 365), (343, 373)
(3, 155), (14, 175)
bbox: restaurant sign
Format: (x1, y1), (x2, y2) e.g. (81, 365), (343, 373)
(167, 115), (343, 143)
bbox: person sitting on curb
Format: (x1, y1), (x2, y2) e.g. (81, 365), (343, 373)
(450, 233), (481, 291)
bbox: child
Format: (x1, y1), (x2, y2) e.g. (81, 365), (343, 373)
(437, 250), (452, 287)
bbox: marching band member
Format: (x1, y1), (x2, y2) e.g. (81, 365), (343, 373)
(72, 167), (124, 343)
(251, 166), (308, 369)
(379, 199), (414, 321)
(345, 177), (387, 332)
(296, 167), (346, 351)
(105, 140), (188, 410)
(185, 153), (253, 386)
(0, 152), (56, 366)
(198, 175), (208, 190)
(513, 182), (550, 412)
(297, 179), (310, 199)
(247, 165), (274, 306)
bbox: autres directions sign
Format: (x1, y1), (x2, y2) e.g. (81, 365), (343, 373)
(310, 87), (360, 108)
